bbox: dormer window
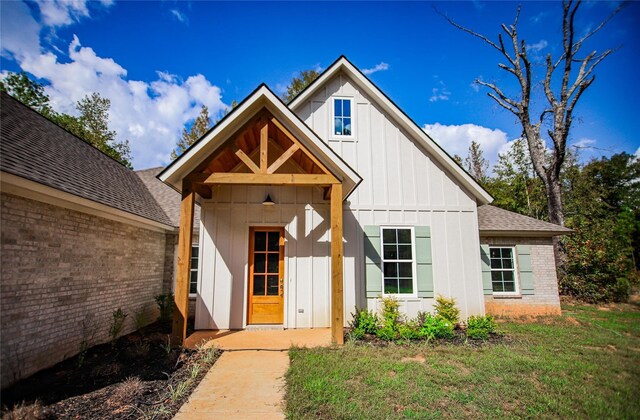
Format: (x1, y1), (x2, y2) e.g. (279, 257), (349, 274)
(333, 98), (352, 137)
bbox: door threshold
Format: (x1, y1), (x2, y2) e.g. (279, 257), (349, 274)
(245, 324), (285, 331)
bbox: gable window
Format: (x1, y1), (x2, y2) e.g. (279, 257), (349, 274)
(381, 227), (415, 295)
(489, 247), (518, 294)
(333, 98), (352, 136)
(189, 245), (199, 294)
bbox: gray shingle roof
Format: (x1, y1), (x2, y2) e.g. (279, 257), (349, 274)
(478, 205), (572, 236)
(135, 167), (200, 230)
(0, 92), (173, 227)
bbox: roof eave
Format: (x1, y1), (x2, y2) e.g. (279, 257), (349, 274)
(479, 229), (573, 238)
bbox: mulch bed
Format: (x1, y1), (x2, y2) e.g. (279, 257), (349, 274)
(1, 322), (221, 419)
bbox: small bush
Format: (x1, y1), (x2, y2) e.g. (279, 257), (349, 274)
(466, 315), (498, 340)
(349, 307), (379, 334)
(434, 295), (460, 326)
(398, 321), (421, 340)
(109, 308), (128, 346)
(155, 293), (175, 324)
(375, 296), (402, 341)
(419, 313), (454, 339)
(134, 309), (148, 330)
(376, 324), (398, 341)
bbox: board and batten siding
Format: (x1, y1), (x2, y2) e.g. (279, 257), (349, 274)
(293, 70), (486, 320)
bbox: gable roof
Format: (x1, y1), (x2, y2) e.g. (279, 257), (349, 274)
(289, 56), (493, 205)
(136, 167), (200, 230)
(477, 205), (572, 237)
(159, 84), (362, 199)
(0, 92), (173, 228)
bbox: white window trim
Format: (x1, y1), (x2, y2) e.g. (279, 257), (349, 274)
(189, 244), (199, 298)
(489, 246), (520, 296)
(380, 226), (418, 298)
(330, 96), (355, 141)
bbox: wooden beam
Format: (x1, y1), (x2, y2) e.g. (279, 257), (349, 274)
(270, 117), (333, 176)
(193, 183), (212, 199)
(260, 119), (268, 173)
(235, 148), (260, 174)
(172, 181), (196, 346)
(330, 183), (344, 345)
(204, 173), (339, 186)
(267, 144), (300, 174)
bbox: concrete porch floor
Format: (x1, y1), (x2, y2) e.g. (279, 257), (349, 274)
(184, 328), (333, 350)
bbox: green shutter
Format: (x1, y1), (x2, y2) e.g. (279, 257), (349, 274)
(363, 226), (382, 298)
(415, 226), (434, 298)
(517, 245), (534, 295)
(480, 244), (493, 295)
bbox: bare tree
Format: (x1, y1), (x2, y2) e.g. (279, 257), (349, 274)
(440, 1), (622, 228)
(465, 140), (489, 185)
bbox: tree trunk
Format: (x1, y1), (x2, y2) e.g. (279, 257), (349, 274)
(544, 175), (566, 269)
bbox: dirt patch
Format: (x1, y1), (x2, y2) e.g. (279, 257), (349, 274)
(565, 316), (581, 326)
(1, 322), (221, 419)
(400, 354), (426, 364)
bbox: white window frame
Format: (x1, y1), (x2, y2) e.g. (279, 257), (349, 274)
(189, 244), (199, 297)
(380, 226), (418, 298)
(331, 96), (355, 140)
(489, 246), (520, 296)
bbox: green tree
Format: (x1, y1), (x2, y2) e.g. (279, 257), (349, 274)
(464, 140), (488, 185)
(171, 105), (212, 160)
(281, 69), (320, 103)
(0, 72), (54, 117)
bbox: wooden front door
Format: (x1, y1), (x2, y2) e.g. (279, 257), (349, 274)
(248, 227), (285, 324)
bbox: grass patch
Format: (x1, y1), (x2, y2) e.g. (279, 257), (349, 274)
(285, 304), (640, 419)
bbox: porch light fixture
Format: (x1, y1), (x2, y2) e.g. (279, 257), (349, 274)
(262, 194), (275, 206)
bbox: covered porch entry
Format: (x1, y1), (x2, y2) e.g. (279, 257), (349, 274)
(158, 86), (361, 346)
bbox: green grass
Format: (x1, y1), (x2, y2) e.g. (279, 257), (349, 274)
(285, 304), (640, 419)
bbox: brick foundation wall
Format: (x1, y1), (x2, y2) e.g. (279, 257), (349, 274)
(481, 236), (561, 316)
(0, 192), (173, 388)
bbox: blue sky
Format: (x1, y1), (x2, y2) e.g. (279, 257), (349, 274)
(1, 0), (638, 169)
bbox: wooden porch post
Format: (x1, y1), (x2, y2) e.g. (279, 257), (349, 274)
(171, 180), (195, 346)
(330, 183), (344, 345)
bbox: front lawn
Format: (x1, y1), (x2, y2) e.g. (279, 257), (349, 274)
(285, 303), (640, 419)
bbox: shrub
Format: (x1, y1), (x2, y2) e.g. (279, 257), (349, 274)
(466, 315), (498, 340)
(433, 295), (460, 326)
(375, 296), (401, 341)
(398, 321), (421, 340)
(155, 293), (175, 324)
(349, 307), (379, 335)
(419, 313), (454, 340)
(109, 308), (128, 345)
(376, 324), (398, 341)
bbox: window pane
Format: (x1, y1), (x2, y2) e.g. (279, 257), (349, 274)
(384, 262), (397, 277)
(384, 278), (398, 294)
(191, 246), (199, 257)
(397, 229), (411, 244)
(342, 118), (351, 135)
(492, 281), (504, 292)
(490, 257), (502, 270)
(268, 232), (280, 251)
(491, 271), (502, 282)
(383, 245), (397, 259)
(254, 253), (265, 273)
(503, 271), (514, 282)
(191, 257), (198, 267)
(503, 258), (513, 269)
(253, 275), (265, 295)
(267, 275), (279, 296)
(490, 248), (500, 259)
(267, 253), (279, 273)
(334, 99), (342, 116)
(382, 229), (396, 244)
(398, 245), (412, 260)
(343, 99), (351, 117)
(398, 278), (413, 294)
(254, 232), (266, 251)
(503, 281), (515, 292)
(398, 262), (412, 277)
(501, 248), (512, 259)
(334, 118), (343, 135)
(190, 271), (197, 294)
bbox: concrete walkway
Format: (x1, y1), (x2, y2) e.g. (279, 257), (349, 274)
(175, 329), (331, 419)
(174, 350), (289, 420)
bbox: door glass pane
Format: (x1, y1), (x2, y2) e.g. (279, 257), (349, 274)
(253, 275), (265, 295)
(267, 275), (279, 296)
(254, 253), (266, 273)
(267, 253), (279, 273)
(384, 278), (398, 294)
(254, 232), (266, 251)
(267, 231), (280, 251)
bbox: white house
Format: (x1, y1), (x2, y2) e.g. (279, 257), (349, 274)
(159, 56), (570, 344)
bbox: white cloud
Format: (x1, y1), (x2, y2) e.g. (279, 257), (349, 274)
(0, 1), (42, 60)
(572, 137), (597, 148)
(35, 0), (113, 27)
(362, 62), (389, 75)
(170, 9), (188, 24)
(526, 40), (548, 53)
(422, 123), (510, 167)
(4, 1), (227, 169)
(429, 80), (451, 102)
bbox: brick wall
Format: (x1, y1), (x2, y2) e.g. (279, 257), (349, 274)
(481, 236), (561, 316)
(0, 192), (174, 388)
